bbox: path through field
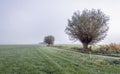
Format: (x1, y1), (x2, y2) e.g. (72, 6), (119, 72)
(55, 48), (120, 60)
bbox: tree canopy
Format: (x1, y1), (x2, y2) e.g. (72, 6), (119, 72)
(65, 9), (109, 49)
(44, 35), (55, 46)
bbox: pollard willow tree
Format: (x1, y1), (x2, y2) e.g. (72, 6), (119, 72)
(65, 9), (109, 49)
(44, 35), (55, 46)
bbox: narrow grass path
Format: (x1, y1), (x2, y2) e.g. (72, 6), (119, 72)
(37, 47), (96, 74)
(53, 46), (120, 60)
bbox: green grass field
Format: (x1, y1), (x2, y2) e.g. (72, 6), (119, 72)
(0, 45), (120, 74)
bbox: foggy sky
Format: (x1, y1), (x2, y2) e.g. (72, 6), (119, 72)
(0, 0), (120, 44)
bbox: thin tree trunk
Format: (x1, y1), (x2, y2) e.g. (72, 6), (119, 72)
(82, 43), (88, 49)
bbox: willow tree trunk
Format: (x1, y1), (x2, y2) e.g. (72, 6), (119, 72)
(82, 43), (88, 49)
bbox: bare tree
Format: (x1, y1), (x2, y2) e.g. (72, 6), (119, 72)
(44, 35), (55, 46)
(65, 9), (109, 49)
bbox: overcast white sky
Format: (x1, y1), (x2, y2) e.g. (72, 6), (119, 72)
(0, 0), (120, 44)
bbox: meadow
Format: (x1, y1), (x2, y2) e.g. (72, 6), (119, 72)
(0, 45), (120, 74)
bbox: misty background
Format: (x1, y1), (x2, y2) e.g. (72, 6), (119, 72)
(0, 0), (120, 44)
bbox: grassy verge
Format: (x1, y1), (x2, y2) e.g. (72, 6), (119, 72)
(53, 44), (120, 57)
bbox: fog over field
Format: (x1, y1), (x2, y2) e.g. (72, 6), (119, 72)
(0, 0), (120, 44)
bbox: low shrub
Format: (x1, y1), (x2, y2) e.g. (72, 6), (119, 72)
(98, 43), (120, 52)
(92, 43), (120, 57)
